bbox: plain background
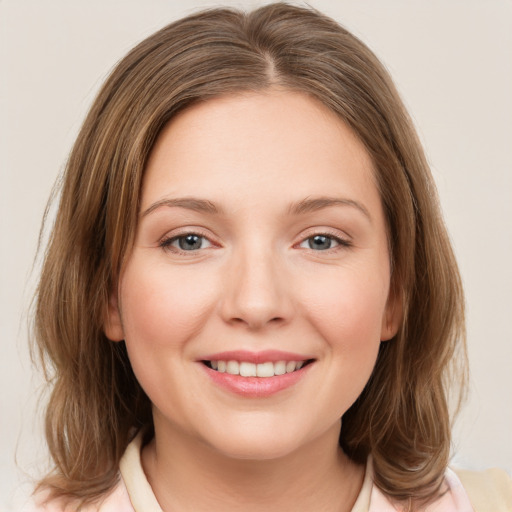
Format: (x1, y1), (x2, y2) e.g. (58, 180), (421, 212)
(1, 0), (511, 508)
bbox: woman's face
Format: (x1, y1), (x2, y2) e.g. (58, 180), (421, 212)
(106, 90), (400, 460)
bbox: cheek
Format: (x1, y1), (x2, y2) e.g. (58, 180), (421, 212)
(302, 267), (389, 344)
(118, 259), (222, 413)
(298, 266), (389, 400)
(119, 259), (219, 352)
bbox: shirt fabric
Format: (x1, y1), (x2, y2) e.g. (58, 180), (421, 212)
(25, 433), (481, 511)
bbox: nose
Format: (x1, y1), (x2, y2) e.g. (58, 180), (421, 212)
(220, 246), (293, 330)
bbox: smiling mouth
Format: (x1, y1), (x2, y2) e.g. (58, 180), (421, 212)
(202, 359), (314, 378)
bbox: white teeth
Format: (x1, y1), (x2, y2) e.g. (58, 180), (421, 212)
(286, 361), (297, 373)
(208, 359), (308, 377)
(226, 360), (239, 375)
(274, 361), (286, 375)
(239, 362), (257, 377)
(256, 362), (274, 377)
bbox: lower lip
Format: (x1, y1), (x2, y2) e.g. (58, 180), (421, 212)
(201, 363), (313, 398)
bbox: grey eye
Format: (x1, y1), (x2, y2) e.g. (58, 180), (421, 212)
(300, 235), (340, 251)
(177, 234), (206, 251)
(160, 233), (213, 253)
(308, 235), (334, 250)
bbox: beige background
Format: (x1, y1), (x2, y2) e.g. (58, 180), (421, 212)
(1, 0), (511, 508)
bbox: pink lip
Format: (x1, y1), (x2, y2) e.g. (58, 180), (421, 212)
(197, 350), (315, 398)
(199, 350), (313, 364)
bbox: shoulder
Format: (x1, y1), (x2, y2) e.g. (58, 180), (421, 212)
(453, 466), (512, 512)
(367, 461), (512, 512)
(22, 478), (134, 512)
(23, 432), (155, 512)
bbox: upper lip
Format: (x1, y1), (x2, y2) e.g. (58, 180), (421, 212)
(199, 350), (314, 364)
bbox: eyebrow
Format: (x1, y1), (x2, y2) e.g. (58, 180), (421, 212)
(141, 197), (222, 217)
(288, 196), (371, 221)
(141, 195), (371, 221)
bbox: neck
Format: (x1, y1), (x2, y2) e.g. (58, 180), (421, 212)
(142, 419), (364, 512)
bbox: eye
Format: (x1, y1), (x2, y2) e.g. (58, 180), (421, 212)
(299, 234), (348, 251)
(161, 233), (212, 252)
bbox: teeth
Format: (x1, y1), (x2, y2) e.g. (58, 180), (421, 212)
(256, 362), (274, 378)
(274, 361), (286, 375)
(208, 360), (307, 377)
(239, 362), (256, 377)
(226, 360), (239, 375)
(286, 361), (297, 373)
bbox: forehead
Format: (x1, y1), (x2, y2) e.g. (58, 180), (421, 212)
(142, 90), (380, 216)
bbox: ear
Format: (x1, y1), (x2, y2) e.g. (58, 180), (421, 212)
(104, 291), (124, 342)
(380, 282), (403, 341)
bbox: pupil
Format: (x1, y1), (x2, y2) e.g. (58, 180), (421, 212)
(179, 234), (202, 250)
(309, 235), (331, 250)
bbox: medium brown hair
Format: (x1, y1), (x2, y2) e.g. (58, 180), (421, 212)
(34, 2), (467, 507)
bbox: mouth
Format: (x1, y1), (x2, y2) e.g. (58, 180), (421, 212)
(199, 352), (315, 397)
(202, 359), (314, 377)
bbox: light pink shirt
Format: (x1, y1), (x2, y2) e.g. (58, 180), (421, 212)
(25, 434), (476, 512)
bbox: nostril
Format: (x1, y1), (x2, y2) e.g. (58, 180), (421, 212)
(228, 315), (285, 329)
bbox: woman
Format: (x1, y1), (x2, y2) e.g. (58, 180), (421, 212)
(29, 3), (511, 511)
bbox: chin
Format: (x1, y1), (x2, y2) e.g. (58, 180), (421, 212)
(200, 416), (334, 462)
(211, 435), (303, 461)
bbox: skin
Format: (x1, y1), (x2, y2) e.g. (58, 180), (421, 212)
(105, 90), (401, 511)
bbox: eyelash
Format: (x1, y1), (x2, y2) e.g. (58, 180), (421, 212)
(159, 231), (214, 255)
(158, 230), (352, 255)
(297, 232), (352, 252)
